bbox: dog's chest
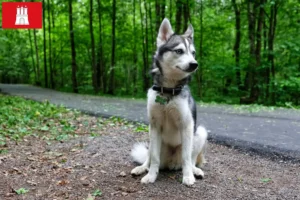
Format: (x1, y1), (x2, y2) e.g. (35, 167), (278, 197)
(148, 91), (191, 146)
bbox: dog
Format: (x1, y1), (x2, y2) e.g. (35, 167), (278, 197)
(130, 18), (208, 186)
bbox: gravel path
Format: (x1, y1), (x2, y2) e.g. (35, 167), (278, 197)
(1, 84), (300, 162)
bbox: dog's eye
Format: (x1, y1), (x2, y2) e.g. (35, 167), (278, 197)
(174, 49), (184, 55)
(192, 51), (196, 57)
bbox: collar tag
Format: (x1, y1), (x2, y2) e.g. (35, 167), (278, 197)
(155, 95), (169, 105)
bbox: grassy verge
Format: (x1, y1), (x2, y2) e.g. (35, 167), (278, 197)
(0, 94), (148, 152)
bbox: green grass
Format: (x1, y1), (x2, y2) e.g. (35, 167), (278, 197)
(0, 94), (80, 147)
(0, 94), (149, 150)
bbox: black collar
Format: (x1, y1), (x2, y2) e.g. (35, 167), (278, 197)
(152, 85), (183, 96)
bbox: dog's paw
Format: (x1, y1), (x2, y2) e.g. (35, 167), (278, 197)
(131, 166), (148, 176)
(182, 175), (195, 186)
(141, 173), (157, 184)
(193, 167), (204, 179)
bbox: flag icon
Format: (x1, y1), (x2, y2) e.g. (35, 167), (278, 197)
(2, 2), (42, 29)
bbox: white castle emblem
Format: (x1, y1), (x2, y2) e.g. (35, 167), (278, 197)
(15, 6), (29, 25)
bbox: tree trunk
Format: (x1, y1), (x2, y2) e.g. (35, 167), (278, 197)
(28, 30), (37, 84)
(90, 0), (98, 93)
(48, 0), (54, 89)
(241, 0), (264, 104)
(43, 0), (48, 88)
(240, 0), (257, 103)
(132, 0), (138, 94)
(196, 0), (203, 98)
(155, 0), (161, 31)
(96, 0), (104, 92)
(139, 0), (147, 91)
(148, 2), (154, 52)
(249, 0), (265, 102)
(232, 0), (241, 89)
(108, 0), (116, 94)
(183, 0), (189, 32)
(144, 1), (150, 91)
(161, 0), (166, 21)
(169, 0), (173, 22)
(33, 30), (41, 86)
(269, 2), (278, 104)
(68, 0), (78, 93)
(175, 0), (182, 33)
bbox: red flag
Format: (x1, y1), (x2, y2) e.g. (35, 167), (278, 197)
(2, 2), (43, 29)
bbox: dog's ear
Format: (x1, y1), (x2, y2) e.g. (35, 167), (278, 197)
(184, 24), (194, 40)
(157, 18), (174, 47)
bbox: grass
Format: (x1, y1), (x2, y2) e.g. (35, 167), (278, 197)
(0, 94), (148, 151)
(0, 94), (79, 147)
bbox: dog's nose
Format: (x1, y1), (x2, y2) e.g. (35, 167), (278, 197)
(187, 62), (198, 72)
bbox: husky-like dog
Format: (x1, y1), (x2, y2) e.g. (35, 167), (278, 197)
(131, 18), (208, 186)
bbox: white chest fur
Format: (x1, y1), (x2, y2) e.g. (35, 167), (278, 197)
(147, 89), (194, 147)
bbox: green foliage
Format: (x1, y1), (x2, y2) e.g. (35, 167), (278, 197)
(0, 0), (299, 107)
(261, 178), (272, 183)
(92, 189), (102, 197)
(0, 94), (75, 146)
(15, 188), (29, 195)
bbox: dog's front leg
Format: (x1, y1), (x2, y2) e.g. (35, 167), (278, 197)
(181, 123), (195, 186)
(141, 125), (161, 184)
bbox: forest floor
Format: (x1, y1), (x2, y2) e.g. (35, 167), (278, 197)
(0, 94), (300, 200)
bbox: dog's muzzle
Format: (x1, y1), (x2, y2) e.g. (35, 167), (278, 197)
(185, 62), (198, 72)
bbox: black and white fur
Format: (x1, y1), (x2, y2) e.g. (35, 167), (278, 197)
(131, 18), (208, 186)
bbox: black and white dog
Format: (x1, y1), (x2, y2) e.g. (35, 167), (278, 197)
(131, 18), (208, 186)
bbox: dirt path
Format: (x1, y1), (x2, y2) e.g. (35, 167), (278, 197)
(1, 115), (299, 200)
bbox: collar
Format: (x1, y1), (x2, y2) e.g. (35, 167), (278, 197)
(152, 85), (183, 96)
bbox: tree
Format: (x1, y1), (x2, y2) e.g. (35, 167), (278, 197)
(232, 0), (241, 89)
(108, 0), (116, 94)
(33, 29), (41, 85)
(68, 0), (78, 93)
(96, 0), (104, 92)
(48, 0), (54, 89)
(89, 0), (98, 93)
(42, 0), (48, 88)
(28, 30), (36, 84)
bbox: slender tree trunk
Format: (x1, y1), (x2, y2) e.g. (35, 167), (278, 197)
(51, 0), (55, 28)
(89, 0), (98, 93)
(249, 0), (265, 102)
(96, 0), (104, 92)
(108, 0), (116, 94)
(232, 0), (241, 89)
(161, 0), (165, 20)
(144, 1), (150, 91)
(48, 0), (54, 89)
(139, 0), (147, 91)
(183, 0), (189, 32)
(28, 30), (37, 84)
(148, 2), (154, 51)
(196, 0), (203, 98)
(132, 0), (138, 94)
(68, 0), (78, 93)
(240, 0), (257, 103)
(175, 0), (182, 33)
(33, 30), (41, 85)
(269, 2), (278, 104)
(42, 0), (48, 88)
(155, 0), (161, 31)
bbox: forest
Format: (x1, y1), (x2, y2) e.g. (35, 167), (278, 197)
(0, 0), (299, 106)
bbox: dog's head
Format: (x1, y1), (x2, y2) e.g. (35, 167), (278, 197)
(154, 18), (198, 79)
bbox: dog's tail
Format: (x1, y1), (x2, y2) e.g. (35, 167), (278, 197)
(130, 142), (148, 164)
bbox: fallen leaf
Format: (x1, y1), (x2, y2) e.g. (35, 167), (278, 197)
(57, 180), (69, 186)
